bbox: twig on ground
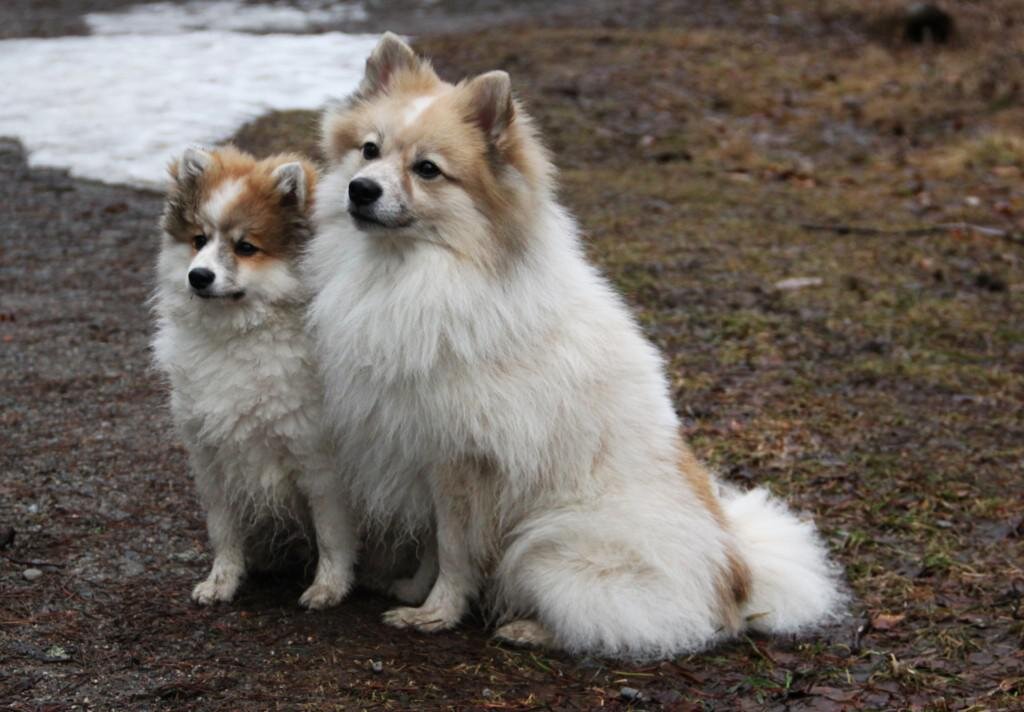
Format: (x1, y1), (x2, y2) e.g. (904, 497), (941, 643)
(743, 635), (778, 665)
(800, 222), (1024, 245)
(2, 554), (65, 568)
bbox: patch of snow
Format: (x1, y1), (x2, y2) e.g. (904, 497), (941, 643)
(0, 27), (380, 187)
(86, 0), (368, 36)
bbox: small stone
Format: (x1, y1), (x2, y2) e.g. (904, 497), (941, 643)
(45, 645), (71, 661)
(370, 660), (383, 673)
(774, 276), (824, 291)
(120, 551), (145, 577)
(619, 686), (643, 701)
(23, 568), (43, 581)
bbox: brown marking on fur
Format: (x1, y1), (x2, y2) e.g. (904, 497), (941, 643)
(322, 60), (443, 161)
(675, 438), (752, 630)
(677, 441), (726, 524)
(396, 86), (537, 262)
(163, 146), (317, 260)
(725, 546), (751, 606)
(232, 250), (277, 270)
(388, 60), (445, 97)
(714, 546), (752, 634)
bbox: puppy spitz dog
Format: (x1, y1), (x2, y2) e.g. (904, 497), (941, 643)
(153, 146), (356, 609)
(307, 34), (843, 659)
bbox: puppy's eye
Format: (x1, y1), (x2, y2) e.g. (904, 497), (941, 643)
(412, 160), (441, 179)
(234, 240), (259, 257)
(193, 234), (207, 250)
(362, 142), (380, 160)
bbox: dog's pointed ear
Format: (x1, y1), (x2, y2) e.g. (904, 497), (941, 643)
(271, 161), (308, 209)
(167, 147), (211, 198)
(163, 147), (212, 236)
(179, 147), (212, 182)
(360, 32), (418, 97)
(464, 70), (514, 143)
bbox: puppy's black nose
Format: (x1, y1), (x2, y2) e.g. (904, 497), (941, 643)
(349, 177), (382, 206)
(188, 268), (215, 289)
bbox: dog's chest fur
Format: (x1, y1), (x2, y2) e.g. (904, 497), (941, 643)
(307, 210), (638, 536)
(154, 305), (323, 507)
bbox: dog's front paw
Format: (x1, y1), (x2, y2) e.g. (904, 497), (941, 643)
(492, 619), (556, 650)
(382, 604), (461, 633)
(299, 580), (350, 610)
(191, 573), (240, 605)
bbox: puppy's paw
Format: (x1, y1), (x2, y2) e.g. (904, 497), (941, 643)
(299, 580), (350, 610)
(382, 604), (461, 633)
(191, 574), (240, 605)
(388, 576), (431, 605)
(492, 619), (556, 650)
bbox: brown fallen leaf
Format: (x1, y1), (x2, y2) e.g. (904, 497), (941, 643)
(871, 612), (906, 630)
(992, 165), (1022, 179)
(808, 686), (861, 703)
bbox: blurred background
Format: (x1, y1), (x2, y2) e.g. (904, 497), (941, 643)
(1, 2), (1022, 709)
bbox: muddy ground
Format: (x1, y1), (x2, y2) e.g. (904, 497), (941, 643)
(2, 1), (1023, 709)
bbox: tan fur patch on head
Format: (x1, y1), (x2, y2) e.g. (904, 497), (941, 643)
(163, 146), (317, 259)
(321, 61), (444, 162)
(320, 45), (555, 268)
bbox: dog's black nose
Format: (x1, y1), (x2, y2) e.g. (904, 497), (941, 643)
(188, 268), (215, 289)
(349, 177), (382, 206)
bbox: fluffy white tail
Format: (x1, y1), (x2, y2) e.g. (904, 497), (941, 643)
(494, 485), (844, 660)
(722, 487), (844, 634)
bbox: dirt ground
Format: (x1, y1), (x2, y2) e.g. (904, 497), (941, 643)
(2, 1), (1023, 710)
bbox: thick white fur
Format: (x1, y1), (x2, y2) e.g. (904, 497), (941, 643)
(153, 198), (356, 610)
(307, 45), (842, 658)
(308, 166), (843, 657)
(721, 486), (844, 634)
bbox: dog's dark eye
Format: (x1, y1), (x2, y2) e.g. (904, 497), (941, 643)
(193, 234), (207, 250)
(362, 142), (380, 160)
(412, 160), (441, 179)
(234, 240), (259, 256)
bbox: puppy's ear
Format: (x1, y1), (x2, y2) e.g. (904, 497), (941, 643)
(271, 161), (308, 209)
(163, 147), (212, 236)
(464, 70), (514, 143)
(168, 146), (212, 194)
(180, 147), (212, 181)
(360, 32), (418, 97)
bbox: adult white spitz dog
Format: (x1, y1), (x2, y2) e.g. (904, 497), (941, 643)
(153, 147), (357, 609)
(307, 34), (843, 659)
